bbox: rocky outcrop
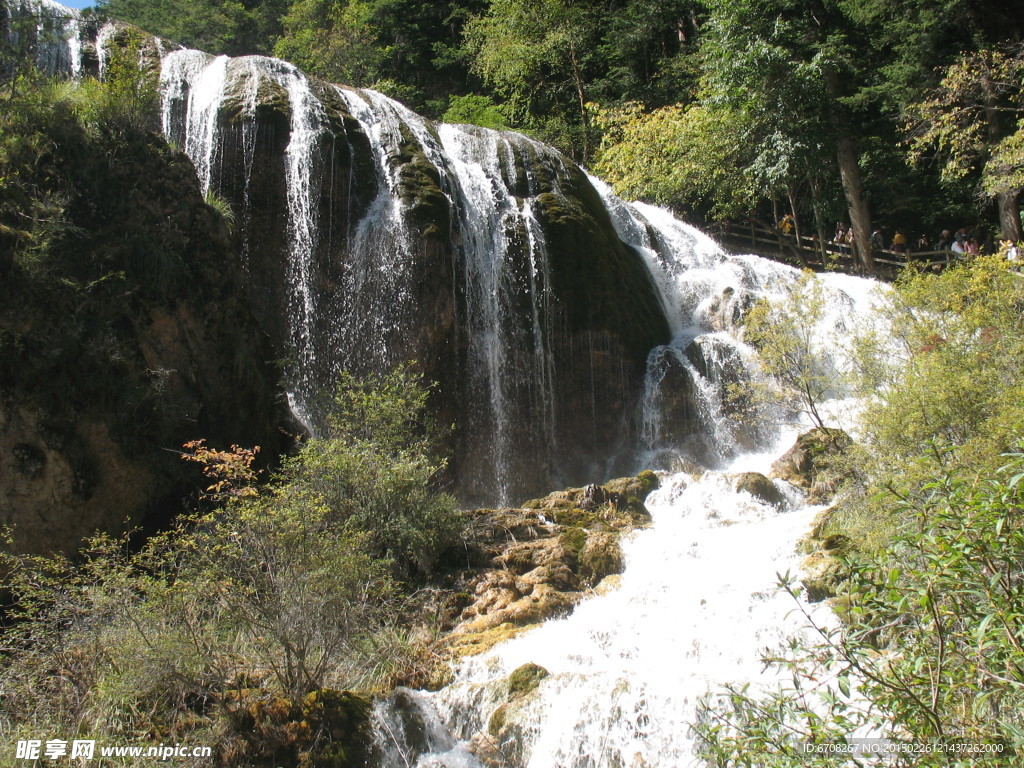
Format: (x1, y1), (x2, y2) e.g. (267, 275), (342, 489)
(0, 120), (285, 555)
(410, 472), (658, 669)
(476, 663), (551, 767)
(732, 471), (787, 508)
(800, 531), (853, 603)
(770, 427), (852, 503)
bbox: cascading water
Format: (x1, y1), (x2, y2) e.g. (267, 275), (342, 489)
(2, 0), (85, 75)
(372, 198), (888, 766)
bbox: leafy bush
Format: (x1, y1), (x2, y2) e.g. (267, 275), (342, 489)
(0, 367), (462, 759)
(698, 454), (1024, 766)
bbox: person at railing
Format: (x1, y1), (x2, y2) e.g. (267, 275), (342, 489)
(936, 229), (952, 251)
(871, 227), (884, 252)
(890, 231), (908, 254)
(1003, 239), (1020, 262)
(916, 233), (930, 252)
(778, 213), (795, 237)
(831, 224), (847, 256)
(951, 233), (967, 259)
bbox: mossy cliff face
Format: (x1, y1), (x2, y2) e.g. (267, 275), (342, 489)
(0, 114), (284, 555)
(176, 57), (667, 503)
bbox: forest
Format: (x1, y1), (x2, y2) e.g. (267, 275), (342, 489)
(90, 0), (1024, 270)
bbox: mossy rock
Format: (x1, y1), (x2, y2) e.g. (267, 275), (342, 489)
(800, 550), (848, 603)
(300, 689), (373, 768)
(733, 471), (787, 508)
(559, 527), (586, 561)
(603, 471), (659, 503)
(219, 688), (372, 768)
(579, 532), (624, 586)
(551, 506), (604, 528)
(221, 61), (291, 130)
(534, 165), (670, 371)
(393, 123), (450, 242)
(770, 427), (852, 491)
(507, 662), (549, 699)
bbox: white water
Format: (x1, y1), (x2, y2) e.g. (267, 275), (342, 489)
(373, 198), (887, 766)
(383, 447), (828, 768)
(3, 0), (84, 75)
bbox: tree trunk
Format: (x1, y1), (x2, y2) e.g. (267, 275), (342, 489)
(568, 42), (590, 161)
(997, 189), (1023, 242)
(981, 75), (1022, 241)
(808, 172), (828, 263)
(822, 69), (874, 274)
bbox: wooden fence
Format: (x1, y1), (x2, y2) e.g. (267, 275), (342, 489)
(714, 221), (956, 278)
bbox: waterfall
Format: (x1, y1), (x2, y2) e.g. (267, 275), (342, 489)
(14, 5), (899, 761)
(2, 0), (84, 75)
(371, 201), (887, 765)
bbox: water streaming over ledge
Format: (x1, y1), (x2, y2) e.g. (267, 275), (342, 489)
(370, 203), (886, 765)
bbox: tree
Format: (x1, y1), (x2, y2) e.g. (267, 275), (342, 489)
(906, 48), (1024, 242)
(699, 0), (881, 271)
(592, 100), (759, 219)
(739, 272), (846, 431)
(464, 0), (602, 158)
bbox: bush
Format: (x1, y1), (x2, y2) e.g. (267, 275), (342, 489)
(0, 367), (462, 759)
(698, 453), (1024, 766)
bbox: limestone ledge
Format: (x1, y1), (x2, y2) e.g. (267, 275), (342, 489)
(411, 471), (658, 688)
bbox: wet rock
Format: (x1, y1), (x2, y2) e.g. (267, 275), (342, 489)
(732, 471), (787, 509)
(770, 427), (852, 499)
(431, 474), (656, 666)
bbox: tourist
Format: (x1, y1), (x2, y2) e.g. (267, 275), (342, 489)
(870, 228), (884, 252)
(890, 231), (907, 254)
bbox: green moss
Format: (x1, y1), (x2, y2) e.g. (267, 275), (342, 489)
(507, 662), (549, 699)
(551, 507), (603, 528)
(488, 703), (508, 737)
(559, 527), (586, 560)
(394, 123), (450, 242)
(300, 689), (373, 768)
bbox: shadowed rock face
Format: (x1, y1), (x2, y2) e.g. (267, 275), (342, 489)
(0, 126), (286, 555)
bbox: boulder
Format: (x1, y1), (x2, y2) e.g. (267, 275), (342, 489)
(770, 427), (852, 498)
(732, 472), (787, 509)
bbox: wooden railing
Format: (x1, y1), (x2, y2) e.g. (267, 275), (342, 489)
(714, 221), (955, 277)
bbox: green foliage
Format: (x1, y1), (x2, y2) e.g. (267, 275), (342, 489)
(98, 0), (291, 56)
(442, 93), (507, 129)
(592, 101), (757, 219)
(0, 368), (459, 755)
(738, 272), (845, 431)
(284, 367), (462, 576)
